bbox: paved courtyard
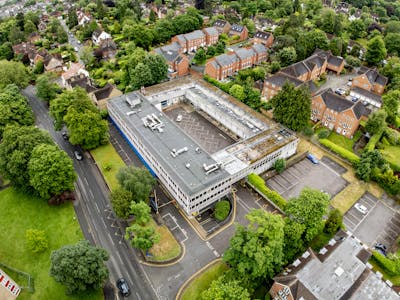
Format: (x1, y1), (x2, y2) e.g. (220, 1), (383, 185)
(163, 104), (235, 154)
(265, 156), (348, 199)
(344, 193), (400, 247)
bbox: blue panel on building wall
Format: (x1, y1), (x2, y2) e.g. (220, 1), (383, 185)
(109, 117), (157, 178)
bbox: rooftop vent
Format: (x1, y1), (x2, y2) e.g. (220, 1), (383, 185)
(125, 94), (141, 108)
(185, 163), (191, 168)
(335, 267), (344, 277)
(142, 113), (164, 132)
(203, 162), (222, 175)
(293, 259), (301, 267)
(171, 147), (188, 158)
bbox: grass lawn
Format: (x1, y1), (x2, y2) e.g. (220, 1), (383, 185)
(380, 145), (400, 170)
(147, 219), (181, 262)
(327, 131), (361, 152)
(90, 142), (125, 191)
(181, 260), (228, 300)
(369, 258), (400, 286)
(0, 188), (102, 300)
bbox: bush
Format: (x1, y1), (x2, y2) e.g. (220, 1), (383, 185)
(371, 251), (400, 276)
(25, 229), (48, 253)
(273, 158), (286, 174)
(214, 200), (231, 221)
(324, 209), (343, 235)
(303, 126), (314, 136)
(248, 173), (287, 210)
(318, 129), (330, 139)
(365, 131), (383, 151)
(319, 139), (360, 164)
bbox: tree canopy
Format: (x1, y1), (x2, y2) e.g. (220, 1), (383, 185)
(49, 240), (109, 295)
(36, 73), (61, 102)
(110, 187), (133, 219)
(200, 274), (250, 300)
(365, 36), (387, 66)
(270, 82), (311, 131)
(365, 110), (387, 135)
(0, 60), (29, 89)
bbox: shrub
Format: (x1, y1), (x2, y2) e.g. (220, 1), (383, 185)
(323, 209), (343, 235)
(214, 200), (231, 221)
(303, 126), (314, 136)
(365, 131), (383, 152)
(273, 158), (286, 174)
(318, 129), (330, 139)
(248, 173), (287, 210)
(319, 139), (360, 164)
(25, 229), (48, 253)
(371, 251), (400, 276)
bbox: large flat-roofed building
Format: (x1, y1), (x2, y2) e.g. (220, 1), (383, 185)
(108, 77), (299, 216)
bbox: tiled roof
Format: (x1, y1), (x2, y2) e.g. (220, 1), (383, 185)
(327, 55), (344, 67)
(265, 72), (303, 87)
(320, 89), (354, 112)
(184, 30), (205, 40)
(281, 61), (310, 78)
(214, 53), (239, 67)
(252, 43), (267, 54)
(154, 42), (182, 63)
(214, 19), (228, 27)
(235, 48), (255, 60)
(93, 83), (115, 100)
(254, 31), (272, 40)
(230, 24), (245, 33)
(202, 27), (218, 36)
(352, 101), (371, 119)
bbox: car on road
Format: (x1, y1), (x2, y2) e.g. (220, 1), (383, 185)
(74, 150), (83, 161)
(306, 153), (319, 164)
(62, 131), (68, 140)
(354, 203), (368, 214)
(116, 278), (130, 297)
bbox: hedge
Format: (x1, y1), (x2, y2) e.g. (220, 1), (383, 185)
(365, 131), (383, 152)
(319, 139), (360, 164)
(248, 173), (287, 210)
(371, 251), (400, 276)
(214, 200), (231, 221)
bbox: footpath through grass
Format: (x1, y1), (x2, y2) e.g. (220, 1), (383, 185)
(181, 260), (228, 300)
(0, 188), (102, 300)
(90, 142), (125, 191)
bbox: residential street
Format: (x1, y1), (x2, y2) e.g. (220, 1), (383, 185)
(23, 85), (157, 300)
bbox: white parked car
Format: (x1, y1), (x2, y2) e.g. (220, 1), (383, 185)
(354, 203), (368, 214)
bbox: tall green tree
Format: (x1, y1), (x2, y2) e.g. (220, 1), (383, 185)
(143, 53), (168, 84)
(116, 166), (156, 203)
(365, 36), (387, 66)
(355, 150), (386, 182)
(50, 240), (109, 295)
(28, 144), (76, 199)
(66, 9), (78, 28)
(125, 224), (160, 250)
(270, 82), (311, 131)
(348, 20), (366, 39)
(200, 275), (250, 300)
(285, 188), (330, 243)
(130, 201), (151, 225)
(0, 42), (14, 60)
(0, 60), (29, 89)
(283, 218), (306, 263)
(110, 187), (133, 219)
(365, 110), (387, 135)
(277, 46), (297, 67)
(129, 62), (153, 90)
(223, 210), (285, 281)
(0, 125), (53, 189)
(382, 90), (400, 124)
(36, 73), (60, 101)
(384, 33), (400, 56)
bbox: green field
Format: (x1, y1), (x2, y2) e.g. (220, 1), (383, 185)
(0, 188), (102, 300)
(90, 142), (126, 191)
(380, 145), (400, 170)
(181, 260), (228, 300)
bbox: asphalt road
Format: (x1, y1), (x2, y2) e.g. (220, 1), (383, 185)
(23, 85), (157, 300)
(60, 19), (84, 66)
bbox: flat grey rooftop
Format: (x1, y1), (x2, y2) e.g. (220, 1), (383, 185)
(108, 92), (230, 196)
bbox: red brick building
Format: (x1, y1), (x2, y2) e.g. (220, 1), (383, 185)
(253, 31), (274, 48)
(172, 30), (206, 53)
(154, 42), (189, 78)
(228, 24), (249, 42)
(352, 66), (387, 95)
(202, 27), (220, 46)
(213, 19), (231, 34)
(312, 89), (370, 138)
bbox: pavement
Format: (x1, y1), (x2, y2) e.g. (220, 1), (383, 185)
(24, 86), (156, 300)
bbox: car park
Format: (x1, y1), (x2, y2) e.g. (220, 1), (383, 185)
(306, 153), (319, 164)
(351, 96), (359, 102)
(347, 82), (352, 87)
(354, 203), (368, 214)
(335, 88), (346, 96)
(74, 150), (83, 161)
(116, 278), (130, 297)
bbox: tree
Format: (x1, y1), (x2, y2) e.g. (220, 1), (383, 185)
(384, 33), (400, 55)
(194, 48), (206, 64)
(277, 47), (297, 67)
(0, 42), (14, 60)
(0, 60), (29, 89)
(24, 20), (36, 35)
(0, 125), (53, 189)
(116, 166), (156, 203)
(64, 107), (109, 149)
(382, 90), (400, 124)
(49, 240), (109, 295)
(324, 209), (343, 235)
(356, 150), (385, 182)
(365, 110), (387, 135)
(0, 85), (34, 138)
(125, 224), (160, 250)
(223, 210), (285, 281)
(28, 144), (76, 199)
(67, 9), (78, 28)
(79, 46), (95, 67)
(96, 0), (106, 19)
(56, 26), (68, 44)
(33, 60), (44, 74)
(111, 188), (133, 219)
(200, 275), (250, 300)
(50, 89), (80, 129)
(365, 36), (386, 66)
(270, 82), (311, 131)
(320, 8), (336, 33)
(129, 62), (153, 90)
(214, 200), (231, 221)
(329, 37), (344, 56)
(130, 201), (151, 225)
(283, 218), (305, 263)
(229, 84), (246, 101)
(273, 158), (286, 174)
(285, 188), (329, 243)
(36, 73), (60, 101)
(143, 53), (168, 84)
(348, 20), (366, 39)
(25, 229), (48, 253)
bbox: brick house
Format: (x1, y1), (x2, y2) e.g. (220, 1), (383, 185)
(253, 31), (274, 47)
(213, 19), (231, 34)
(262, 72), (317, 100)
(270, 231), (399, 300)
(352, 66), (388, 95)
(89, 83), (122, 109)
(235, 47), (255, 69)
(312, 89), (370, 138)
(61, 62), (89, 87)
(252, 43), (268, 64)
(154, 42), (189, 78)
(228, 24), (248, 42)
(172, 30), (206, 53)
(43, 54), (63, 73)
(313, 49), (345, 75)
(202, 27), (219, 46)
(204, 53), (239, 80)
(350, 86), (382, 108)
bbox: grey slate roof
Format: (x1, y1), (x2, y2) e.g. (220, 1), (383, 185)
(202, 26), (218, 36)
(357, 67), (388, 86)
(154, 42), (182, 62)
(281, 61), (310, 78)
(352, 101), (371, 119)
(265, 72), (303, 87)
(320, 89), (354, 112)
(235, 48), (255, 60)
(184, 30), (205, 40)
(351, 86), (382, 103)
(254, 31), (272, 40)
(215, 53), (239, 67)
(230, 24), (245, 33)
(252, 43), (267, 54)
(214, 19), (228, 28)
(327, 55), (344, 67)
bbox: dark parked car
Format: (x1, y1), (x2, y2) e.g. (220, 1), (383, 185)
(374, 243), (387, 256)
(62, 131), (68, 140)
(306, 153), (319, 164)
(116, 278), (130, 297)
